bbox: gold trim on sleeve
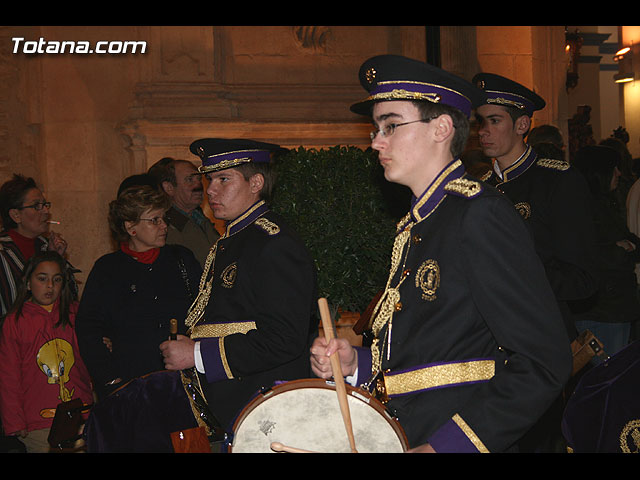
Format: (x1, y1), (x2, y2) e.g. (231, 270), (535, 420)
(383, 359), (495, 397)
(452, 413), (490, 453)
(190, 321), (257, 339)
(219, 337), (234, 379)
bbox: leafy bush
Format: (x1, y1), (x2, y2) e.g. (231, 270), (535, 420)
(271, 146), (409, 314)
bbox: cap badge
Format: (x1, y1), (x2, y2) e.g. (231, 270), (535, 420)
(365, 67), (377, 85)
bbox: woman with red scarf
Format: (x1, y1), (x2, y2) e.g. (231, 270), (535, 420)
(75, 185), (202, 400)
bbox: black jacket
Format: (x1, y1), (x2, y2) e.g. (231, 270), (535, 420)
(189, 201), (318, 431)
(357, 160), (571, 452)
(485, 146), (599, 339)
(76, 245), (202, 398)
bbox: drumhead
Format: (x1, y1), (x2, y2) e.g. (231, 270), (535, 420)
(230, 378), (407, 453)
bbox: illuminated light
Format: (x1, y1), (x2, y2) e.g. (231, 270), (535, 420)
(614, 72), (635, 83)
(614, 47), (632, 62)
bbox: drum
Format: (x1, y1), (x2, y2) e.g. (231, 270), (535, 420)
(84, 370), (199, 453)
(229, 378), (408, 453)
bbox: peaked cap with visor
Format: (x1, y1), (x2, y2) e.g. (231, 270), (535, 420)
(190, 138), (287, 174)
(472, 72), (545, 117)
(350, 54), (486, 118)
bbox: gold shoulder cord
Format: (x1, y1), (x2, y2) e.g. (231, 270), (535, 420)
(370, 221), (413, 372)
(180, 236), (223, 434)
(185, 236), (223, 331)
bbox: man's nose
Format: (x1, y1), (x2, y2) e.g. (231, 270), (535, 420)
(371, 134), (386, 151)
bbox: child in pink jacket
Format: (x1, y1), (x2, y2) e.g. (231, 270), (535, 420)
(0, 251), (93, 452)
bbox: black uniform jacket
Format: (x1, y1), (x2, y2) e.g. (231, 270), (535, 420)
(484, 145), (598, 339)
(355, 159), (572, 452)
(189, 200), (317, 431)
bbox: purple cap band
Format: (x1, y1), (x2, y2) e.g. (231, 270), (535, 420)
(483, 90), (536, 114)
(367, 80), (473, 117)
(201, 149), (272, 172)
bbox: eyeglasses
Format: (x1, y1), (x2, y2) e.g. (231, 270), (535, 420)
(369, 116), (439, 141)
(139, 216), (167, 226)
(17, 201), (51, 211)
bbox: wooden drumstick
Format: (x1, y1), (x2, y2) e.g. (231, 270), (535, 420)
(270, 442), (315, 454)
(318, 298), (358, 453)
(170, 318), (178, 340)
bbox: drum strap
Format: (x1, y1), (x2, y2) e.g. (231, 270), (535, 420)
(375, 359), (495, 401)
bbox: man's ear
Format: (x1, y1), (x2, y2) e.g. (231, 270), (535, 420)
(249, 173), (265, 194)
(161, 181), (175, 197)
(515, 115), (531, 136)
(433, 114), (455, 143)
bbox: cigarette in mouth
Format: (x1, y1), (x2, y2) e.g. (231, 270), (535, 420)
(47, 220), (61, 224)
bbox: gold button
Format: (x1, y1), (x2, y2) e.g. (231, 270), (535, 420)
(394, 302), (402, 311)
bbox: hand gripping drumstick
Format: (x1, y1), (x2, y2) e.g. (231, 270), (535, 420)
(318, 298), (358, 453)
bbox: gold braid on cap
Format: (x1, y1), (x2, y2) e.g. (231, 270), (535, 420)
(368, 89), (442, 104)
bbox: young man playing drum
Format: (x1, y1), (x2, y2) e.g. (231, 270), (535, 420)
(310, 55), (572, 453)
(160, 138), (318, 441)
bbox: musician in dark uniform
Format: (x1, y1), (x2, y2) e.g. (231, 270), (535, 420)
(472, 73), (598, 341)
(310, 55), (572, 453)
(160, 138), (318, 435)
(472, 75), (599, 452)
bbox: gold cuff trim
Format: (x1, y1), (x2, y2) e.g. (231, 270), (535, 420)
(384, 359), (495, 397)
(452, 413), (490, 453)
(190, 321), (257, 339)
(219, 337), (233, 379)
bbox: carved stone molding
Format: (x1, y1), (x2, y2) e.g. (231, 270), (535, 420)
(119, 118), (372, 172)
(292, 26), (331, 51)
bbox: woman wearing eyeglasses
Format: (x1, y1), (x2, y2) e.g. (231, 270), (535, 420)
(75, 185), (203, 400)
(0, 174), (73, 321)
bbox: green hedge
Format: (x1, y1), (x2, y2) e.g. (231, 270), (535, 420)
(271, 145), (410, 314)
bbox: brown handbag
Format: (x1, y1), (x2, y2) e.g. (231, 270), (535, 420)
(570, 329), (606, 376)
(47, 398), (92, 449)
